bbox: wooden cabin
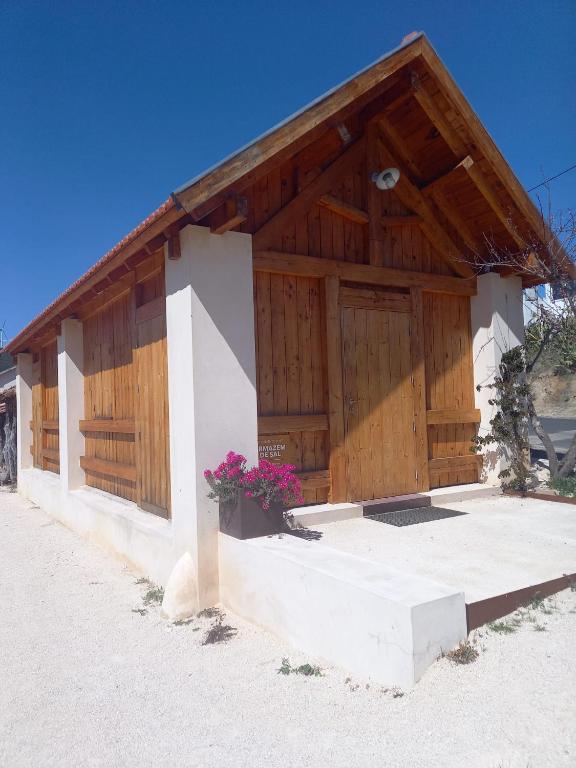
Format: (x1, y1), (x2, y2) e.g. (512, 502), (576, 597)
(8, 33), (567, 602)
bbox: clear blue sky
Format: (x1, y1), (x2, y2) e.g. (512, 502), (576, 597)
(1, 0), (574, 341)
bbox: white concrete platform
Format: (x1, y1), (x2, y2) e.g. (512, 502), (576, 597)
(314, 494), (576, 603)
(219, 532), (466, 688)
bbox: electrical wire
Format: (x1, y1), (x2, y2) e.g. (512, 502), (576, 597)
(527, 163), (576, 192)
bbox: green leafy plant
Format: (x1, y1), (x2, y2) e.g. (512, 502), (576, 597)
(277, 658), (323, 677)
(472, 346), (532, 491)
(549, 474), (576, 497)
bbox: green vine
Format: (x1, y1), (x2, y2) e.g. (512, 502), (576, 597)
(472, 346), (533, 491)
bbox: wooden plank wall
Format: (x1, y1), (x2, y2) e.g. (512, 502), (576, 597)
(30, 343), (60, 472)
(238, 129), (480, 501)
(41, 341), (60, 473)
(82, 254), (171, 517)
(253, 273), (327, 503)
(31, 354), (43, 468)
(423, 293), (479, 487)
(84, 290), (136, 500)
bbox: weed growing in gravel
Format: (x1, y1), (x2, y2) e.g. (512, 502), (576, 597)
(533, 623), (547, 632)
(488, 618), (521, 634)
(143, 586), (164, 606)
(198, 607), (222, 619)
(131, 608), (147, 616)
(446, 640), (479, 665)
(202, 615), (237, 645)
(569, 580), (576, 593)
(278, 658), (323, 677)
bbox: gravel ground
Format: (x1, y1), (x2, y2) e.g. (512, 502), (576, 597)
(1, 489), (575, 768)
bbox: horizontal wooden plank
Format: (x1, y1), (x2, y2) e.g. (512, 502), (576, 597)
(428, 455), (483, 473)
(339, 286), (411, 312)
(318, 195), (369, 224)
(258, 414), (329, 434)
(426, 408), (481, 425)
(79, 419), (136, 434)
(296, 469), (331, 490)
(253, 251), (477, 296)
(135, 296), (165, 324)
(80, 455), (136, 482)
(42, 420), (59, 431)
(42, 448), (60, 464)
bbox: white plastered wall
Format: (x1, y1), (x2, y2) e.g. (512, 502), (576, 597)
(165, 224), (258, 608)
(471, 272), (525, 484)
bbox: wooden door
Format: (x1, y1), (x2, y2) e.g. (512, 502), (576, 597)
(341, 290), (418, 500)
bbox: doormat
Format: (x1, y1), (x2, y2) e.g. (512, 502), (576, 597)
(366, 506), (467, 527)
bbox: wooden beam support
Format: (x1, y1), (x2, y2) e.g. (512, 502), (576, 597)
(463, 163), (525, 249)
(167, 231), (181, 260)
(254, 251), (477, 296)
(410, 287), (430, 491)
(258, 414), (328, 434)
(211, 196), (248, 235)
(253, 139), (365, 250)
(324, 275), (347, 502)
(424, 185), (481, 256)
(375, 123), (475, 278)
(411, 73), (469, 157)
(376, 117), (424, 183)
(366, 123), (384, 266)
(420, 155), (474, 197)
(317, 194), (369, 225)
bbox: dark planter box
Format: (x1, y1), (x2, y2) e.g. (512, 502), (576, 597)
(219, 494), (286, 539)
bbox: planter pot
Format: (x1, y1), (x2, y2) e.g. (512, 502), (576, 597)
(219, 494), (286, 539)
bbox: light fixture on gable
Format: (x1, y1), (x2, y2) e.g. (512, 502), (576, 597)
(371, 168), (400, 190)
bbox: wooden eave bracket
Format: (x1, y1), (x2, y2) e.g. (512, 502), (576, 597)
(211, 195), (248, 235)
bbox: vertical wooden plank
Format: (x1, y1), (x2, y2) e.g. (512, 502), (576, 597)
(366, 124), (384, 267)
(323, 275), (346, 502)
(410, 287), (430, 491)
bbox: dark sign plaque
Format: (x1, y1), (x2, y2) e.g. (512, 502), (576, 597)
(258, 434), (297, 466)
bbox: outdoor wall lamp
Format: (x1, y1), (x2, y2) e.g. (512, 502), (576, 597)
(371, 167), (400, 190)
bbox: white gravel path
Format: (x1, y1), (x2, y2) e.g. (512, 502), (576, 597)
(1, 489), (575, 768)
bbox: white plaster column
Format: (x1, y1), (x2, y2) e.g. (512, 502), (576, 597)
(57, 319), (85, 491)
(165, 225), (258, 608)
(471, 272), (525, 484)
(16, 353), (34, 478)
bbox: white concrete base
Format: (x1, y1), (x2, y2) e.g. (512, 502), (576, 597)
(289, 502), (363, 527)
(161, 552), (199, 621)
(18, 468), (177, 587)
(219, 532), (466, 688)
(425, 483), (501, 504)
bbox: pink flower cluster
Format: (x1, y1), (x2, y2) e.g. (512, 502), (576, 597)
(204, 452), (304, 510)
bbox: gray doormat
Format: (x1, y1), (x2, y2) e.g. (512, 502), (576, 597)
(365, 506), (467, 527)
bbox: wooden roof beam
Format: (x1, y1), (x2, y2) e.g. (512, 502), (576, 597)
(375, 122), (475, 278)
(318, 194), (369, 224)
(410, 72), (469, 157)
(253, 138), (365, 250)
(463, 163), (526, 249)
(420, 155), (474, 197)
(211, 195), (248, 235)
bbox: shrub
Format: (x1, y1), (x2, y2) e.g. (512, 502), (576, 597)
(204, 451), (304, 510)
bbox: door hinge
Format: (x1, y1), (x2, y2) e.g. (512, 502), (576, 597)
(413, 420), (416, 433)
(415, 469), (419, 481)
